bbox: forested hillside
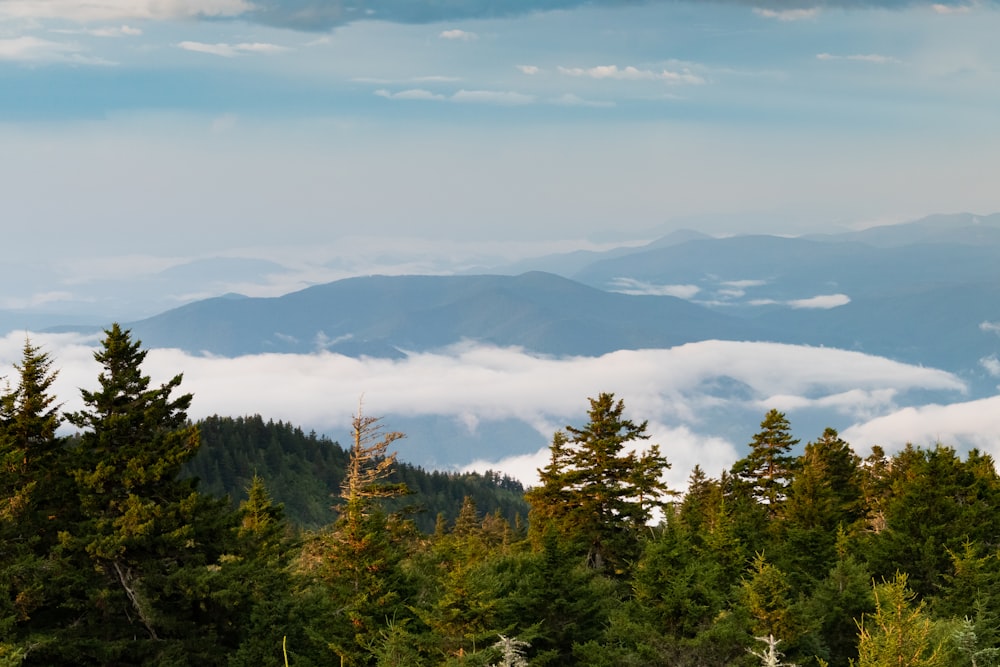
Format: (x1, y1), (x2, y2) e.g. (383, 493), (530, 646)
(2, 327), (1000, 666)
(184, 414), (528, 532)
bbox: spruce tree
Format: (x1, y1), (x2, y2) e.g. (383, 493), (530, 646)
(732, 409), (799, 516)
(0, 340), (74, 657)
(54, 324), (232, 664)
(299, 406), (413, 666)
(525, 392), (672, 575)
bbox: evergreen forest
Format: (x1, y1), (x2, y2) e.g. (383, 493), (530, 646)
(2, 325), (1000, 666)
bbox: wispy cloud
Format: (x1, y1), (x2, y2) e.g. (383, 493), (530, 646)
(452, 89), (535, 105)
(609, 278), (700, 298)
(980, 321), (1000, 334)
(517, 64), (540, 75)
(3, 333), (967, 485)
(546, 93), (615, 108)
(374, 88), (533, 105)
(931, 2), (974, 13)
(50, 25), (143, 37)
(817, 52), (902, 64)
(0, 291), (75, 309)
(0, 35), (114, 64)
(0, 0), (250, 22)
(375, 88), (446, 101)
(439, 29), (477, 41)
(787, 293), (851, 309)
(177, 41), (289, 57)
(753, 7), (821, 21)
(980, 355), (1000, 377)
(558, 64), (705, 85)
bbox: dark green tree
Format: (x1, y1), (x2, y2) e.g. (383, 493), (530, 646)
(525, 392), (672, 574)
(52, 323), (233, 664)
(732, 409), (799, 517)
(0, 340), (75, 658)
(777, 428), (862, 588)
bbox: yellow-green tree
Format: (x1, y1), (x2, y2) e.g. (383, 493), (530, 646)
(853, 573), (947, 667)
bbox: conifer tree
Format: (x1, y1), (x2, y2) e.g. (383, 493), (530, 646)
(300, 406), (413, 666)
(54, 324), (231, 664)
(525, 392), (672, 574)
(0, 340), (74, 657)
(733, 409), (799, 516)
(853, 573), (948, 667)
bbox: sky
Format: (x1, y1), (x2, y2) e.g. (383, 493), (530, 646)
(4, 0), (1000, 487)
(4, 0), (1000, 273)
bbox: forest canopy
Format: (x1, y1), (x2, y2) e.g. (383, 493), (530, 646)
(1, 326), (998, 666)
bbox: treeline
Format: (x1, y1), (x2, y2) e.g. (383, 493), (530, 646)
(2, 327), (1000, 666)
(185, 414), (527, 532)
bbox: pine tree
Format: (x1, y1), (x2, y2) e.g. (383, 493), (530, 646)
(0, 340), (74, 657)
(525, 392), (672, 574)
(53, 324), (232, 664)
(300, 405), (413, 666)
(733, 410), (799, 516)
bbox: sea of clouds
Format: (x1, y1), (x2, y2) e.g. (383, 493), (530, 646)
(2, 331), (994, 491)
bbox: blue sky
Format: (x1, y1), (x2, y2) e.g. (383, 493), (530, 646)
(3, 0), (1000, 265)
(4, 0), (1000, 481)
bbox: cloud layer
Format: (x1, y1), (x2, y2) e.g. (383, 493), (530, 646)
(1, 332), (980, 490)
(1, 0), (985, 30)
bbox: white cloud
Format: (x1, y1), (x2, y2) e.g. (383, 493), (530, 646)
(932, 3), (974, 14)
(177, 41), (288, 57)
(547, 93), (615, 108)
(753, 7), (820, 21)
(981, 355), (1000, 377)
(375, 88), (446, 101)
(51, 24), (142, 37)
(439, 29), (477, 41)
(981, 321), (1000, 335)
(558, 64), (704, 85)
(817, 53), (901, 65)
(609, 278), (700, 298)
(516, 64), (539, 75)
(843, 396), (1000, 459)
(452, 89), (534, 105)
(787, 293), (850, 309)
(722, 279), (769, 289)
(0, 0), (249, 22)
(0, 35), (116, 64)
(0, 331), (974, 486)
(374, 88), (534, 105)
(0, 291), (74, 309)
(412, 75), (461, 83)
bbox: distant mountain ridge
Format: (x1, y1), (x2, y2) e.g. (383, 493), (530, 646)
(123, 271), (757, 358)
(30, 211), (1000, 398)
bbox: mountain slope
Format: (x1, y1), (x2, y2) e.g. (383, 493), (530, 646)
(124, 271), (758, 357)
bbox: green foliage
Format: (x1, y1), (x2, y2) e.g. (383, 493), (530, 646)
(1, 340), (999, 667)
(853, 573), (949, 667)
(187, 415), (529, 532)
(526, 392), (673, 575)
(733, 409), (800, 515)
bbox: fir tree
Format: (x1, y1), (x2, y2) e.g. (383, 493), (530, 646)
(0, 340), (74, 658)
(733, 410), (799, 516)
(525, 392), (672, 574)
(52, 324), (232, 664)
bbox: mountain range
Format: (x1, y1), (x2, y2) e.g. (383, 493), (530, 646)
(5, 212), (1000, 475)
(75, 212), (998, 394)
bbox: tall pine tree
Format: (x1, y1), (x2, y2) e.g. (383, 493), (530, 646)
(54, 324), (232, 665)
(526, 393), (672, 575)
